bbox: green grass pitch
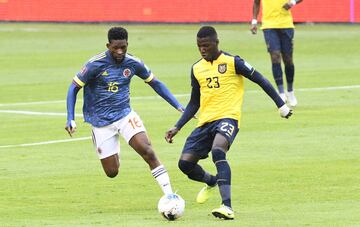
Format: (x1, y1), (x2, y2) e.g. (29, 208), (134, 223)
(0, 23), (359, 226)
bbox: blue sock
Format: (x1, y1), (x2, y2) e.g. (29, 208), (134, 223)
(178, 160), (216, 186)
(212, 148), (231, 208)
(285, 64), (295, 92)
(272, 63), (284, 93)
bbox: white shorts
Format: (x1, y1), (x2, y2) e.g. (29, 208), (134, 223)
(91, 111), (146, 159)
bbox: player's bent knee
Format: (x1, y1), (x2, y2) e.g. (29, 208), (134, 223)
(178, 160), (196, 175)
(105, 168), (119, 178)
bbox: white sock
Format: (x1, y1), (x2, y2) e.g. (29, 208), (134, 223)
(151, 165), (173, 195)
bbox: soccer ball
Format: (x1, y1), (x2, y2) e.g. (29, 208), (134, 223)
(158, 193), (185, 221)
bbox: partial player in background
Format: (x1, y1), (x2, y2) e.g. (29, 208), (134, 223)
(251, 0), (303, 107)
(165, 26), (292, 220)
(65, 27), (183, 200)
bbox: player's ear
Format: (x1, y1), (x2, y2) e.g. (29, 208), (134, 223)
(106, 43), (110, 49)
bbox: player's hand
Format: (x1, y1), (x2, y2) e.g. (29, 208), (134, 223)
(279, 104), (293, 119)
(283, 0), (296, 10)
(165, 127), (180, 143)
(65, 120), (77, 137)
(250, 24), (257, 35)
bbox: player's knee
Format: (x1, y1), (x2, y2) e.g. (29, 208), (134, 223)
(212, 148), (226, 163)
(178, 159), (196, 175)
(105, 168), (119, 178)
(270, 52), (281, 63)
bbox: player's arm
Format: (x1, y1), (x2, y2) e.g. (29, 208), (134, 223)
(165, 71), (200, 143)
(147, 75), (184, 112)
(65, 81), (82, 137)
(65, 64), (95, 136)
(135, 61), (184, 112)
(235, 56), (292, 119)
(283, 0), (303, 10)
(250, 0), (261, 34)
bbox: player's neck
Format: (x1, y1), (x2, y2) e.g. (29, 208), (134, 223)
(206, 51), (222, 63)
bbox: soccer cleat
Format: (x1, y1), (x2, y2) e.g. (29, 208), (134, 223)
(286, 91), (298, 107)
(212, 204), (235, 220)
(196, 184), (216, 204)
(279, 93), (287, 103)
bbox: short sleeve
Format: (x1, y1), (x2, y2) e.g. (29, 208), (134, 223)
(234, 56), (255, 77)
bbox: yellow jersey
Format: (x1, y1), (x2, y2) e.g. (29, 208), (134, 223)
(261, 0), (295, 29)
(192, 52), (253, 128)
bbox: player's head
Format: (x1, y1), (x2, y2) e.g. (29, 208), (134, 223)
(107, 27), (128, 63)
(196, 26), (220, 61)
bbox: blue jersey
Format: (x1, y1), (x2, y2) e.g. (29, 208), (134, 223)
(73, 51), (154, 127)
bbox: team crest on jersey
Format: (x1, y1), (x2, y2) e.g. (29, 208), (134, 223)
(123, 68), (131, 77)
(218, 64), (227, 74)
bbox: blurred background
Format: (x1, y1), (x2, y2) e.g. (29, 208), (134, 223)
(0, 0), (359, 23)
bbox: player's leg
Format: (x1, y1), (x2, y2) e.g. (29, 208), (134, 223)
(100, 154), (120, 178)
(178, 127), (217, 187)
(211, 134), (231, 207)
(263, 29), (286, 101)
(211, 119), (239, 220)
(92, 125), (121, 178)
(129, 131), (173, 195)
(119, 111), (173, 195)
(178, 127), (217, 203)
(280, 28), (297, 106)
(211, 134), (234, 220)
(179, 152), (218, 203)
(179, 153), (217, 186)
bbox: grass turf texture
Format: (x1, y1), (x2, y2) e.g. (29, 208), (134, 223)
(0, 23), (359, 226)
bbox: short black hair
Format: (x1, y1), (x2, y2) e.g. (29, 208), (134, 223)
(108, 27), (128, 42)
(197, 26), (217, 39)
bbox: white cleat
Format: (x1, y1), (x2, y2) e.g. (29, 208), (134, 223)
(286, 91), (298, 107)
(279, 93), (287, 103)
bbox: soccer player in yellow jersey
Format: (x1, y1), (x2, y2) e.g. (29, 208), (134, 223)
(165, 26), (292, 220)
(251, 0), (303, 107)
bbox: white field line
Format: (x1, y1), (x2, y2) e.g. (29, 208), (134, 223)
(0, 137), (91, 149)
(0, 110), (83, 117)
(0, 84), (359, 108)
(0, 84), (359, 149)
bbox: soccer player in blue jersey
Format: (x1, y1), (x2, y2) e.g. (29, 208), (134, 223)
(251, 0), (303, 107)
(165, 26), (292, 220)
(65, 27), (183, 198)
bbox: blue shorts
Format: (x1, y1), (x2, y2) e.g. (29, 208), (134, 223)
(263, 28), (294, 54)
(182, 118), (239, 159)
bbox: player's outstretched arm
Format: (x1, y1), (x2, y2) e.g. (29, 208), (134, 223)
(244, 70), (293, 119)
(147, 77), (184, 111)
(65, 83), (81, 137)
(165, 86), (200, 143)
